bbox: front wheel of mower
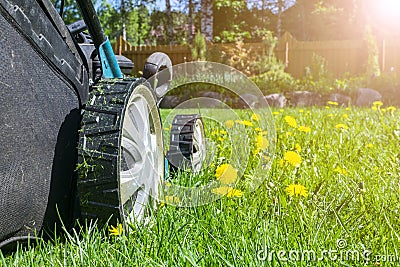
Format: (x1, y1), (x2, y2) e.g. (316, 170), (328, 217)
(77, 79), (164, 228)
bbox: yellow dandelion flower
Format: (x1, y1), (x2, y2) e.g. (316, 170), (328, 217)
(280, 109), (285, 113)
(212, 186), (243, 198)
(299, 109), (304, 113)
(215, 164), (238, 184)
(255, 127), (262, 132)
(163, 127), (171, 131)
(373, 101), (383, 107)
(220, 130), (227, 135)
(278, 159), (285, 168)
(272, 111), (280, 115)
(218, 136), (225, 142)
(381, 108), (386, 113)
(295, 143), (302, 152)
(327, 101), (339, 106)
(325, 106), (330, 109)
(387, 106), (396, 112)
(165, 195), (180, 204)
(251, 113), (261, 121)
(335, 124), (348, 130)
(237, 120), (254, 127)
(256, 135), (269, 152)
(225, 120), (235, 128)
(334, 166), (348, 175)
(286, 184), (308, 197)
(109, 224), (123, 236)
(284, 151), (302, 167)
(366, 143), (374, 148)
(372, 106), (378, 111)
(210, 130), (219, 135)
(278, 159), (284, 167)
(284, 116), (297, 128)
(298, 126), (311, 133)
(343, 114), (349, 120)
(345, 107), (351, 111)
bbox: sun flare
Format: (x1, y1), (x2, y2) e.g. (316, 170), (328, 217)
(375, 0), (400, 22)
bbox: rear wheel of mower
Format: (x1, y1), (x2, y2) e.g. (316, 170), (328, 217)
(167, 114), (206, 173)
(77, 79), (164, 228)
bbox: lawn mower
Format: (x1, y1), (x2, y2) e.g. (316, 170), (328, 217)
(0, 0), (205, 248)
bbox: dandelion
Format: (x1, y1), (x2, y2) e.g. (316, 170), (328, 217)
(280, 109), (285, 113)
(345, 107), (351, 111)
(215, 164), (238, 184)
(335, 124), (348, 130)
(255, 127), (262, 132)
(284, 116), (297, 128)
(366, 143), (374, 148)
(278, 159), (284, 167)
(343, 114), (349, 120)
(295, 143), (302, 152)
(256, 135), (269, 152)
(325, 106), (330, 109)
(298, 126), (311, 133)
(334, 166), (348, 175)
(236, 120), (254, 127)
(299, 109), (304, 113)
(165, 195), (180, 204)
(286, 131), (293, 137)
(212, 186), (243, 198)
(286, 184), (308, 197)
(387, 106), (396, 112)
(272, 111), (280, 115)
(284, 151), (302, 167)
(220, 130), (227, 135)
(163, 127), (171, 131)
(327, 101), (339, 106)
(225, 120), (235, 128)
(381, 108), (386, 113)
(210, 130), (219, 135)
(251, 113), (261, 121)
(109, 224), (123, 236)
(373, 101), (383, 107)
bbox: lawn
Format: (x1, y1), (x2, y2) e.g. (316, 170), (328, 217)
(2, 104), (400, 266)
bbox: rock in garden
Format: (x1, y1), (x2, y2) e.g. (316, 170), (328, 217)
(288, 91), (322, 106)
(239, 93), (259, 108)
(355, 88), (382, 106)
(198, 91), (223, 100)
(264, 93), (287, 108)
(159, 95), (180, 108)
(326, 93), (351, 106)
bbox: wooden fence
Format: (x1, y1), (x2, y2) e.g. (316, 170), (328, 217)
(113, 33), (400, 78)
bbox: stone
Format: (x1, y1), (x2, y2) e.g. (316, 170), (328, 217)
(264, 93), (287, 108)
(355, 88), (382, 106)
(159, 95), (180, 108)
(325, 93), (351, 106)
(288, 91), (322, 106)
(239, 93), (259, 108)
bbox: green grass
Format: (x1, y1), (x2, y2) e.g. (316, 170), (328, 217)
(3, 106), (400, 266)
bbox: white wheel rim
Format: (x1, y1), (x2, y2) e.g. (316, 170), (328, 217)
(120, 85), (163, 224)
(191, 119), (206, 172)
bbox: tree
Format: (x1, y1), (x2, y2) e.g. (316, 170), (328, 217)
(201, 0), (214, 41)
